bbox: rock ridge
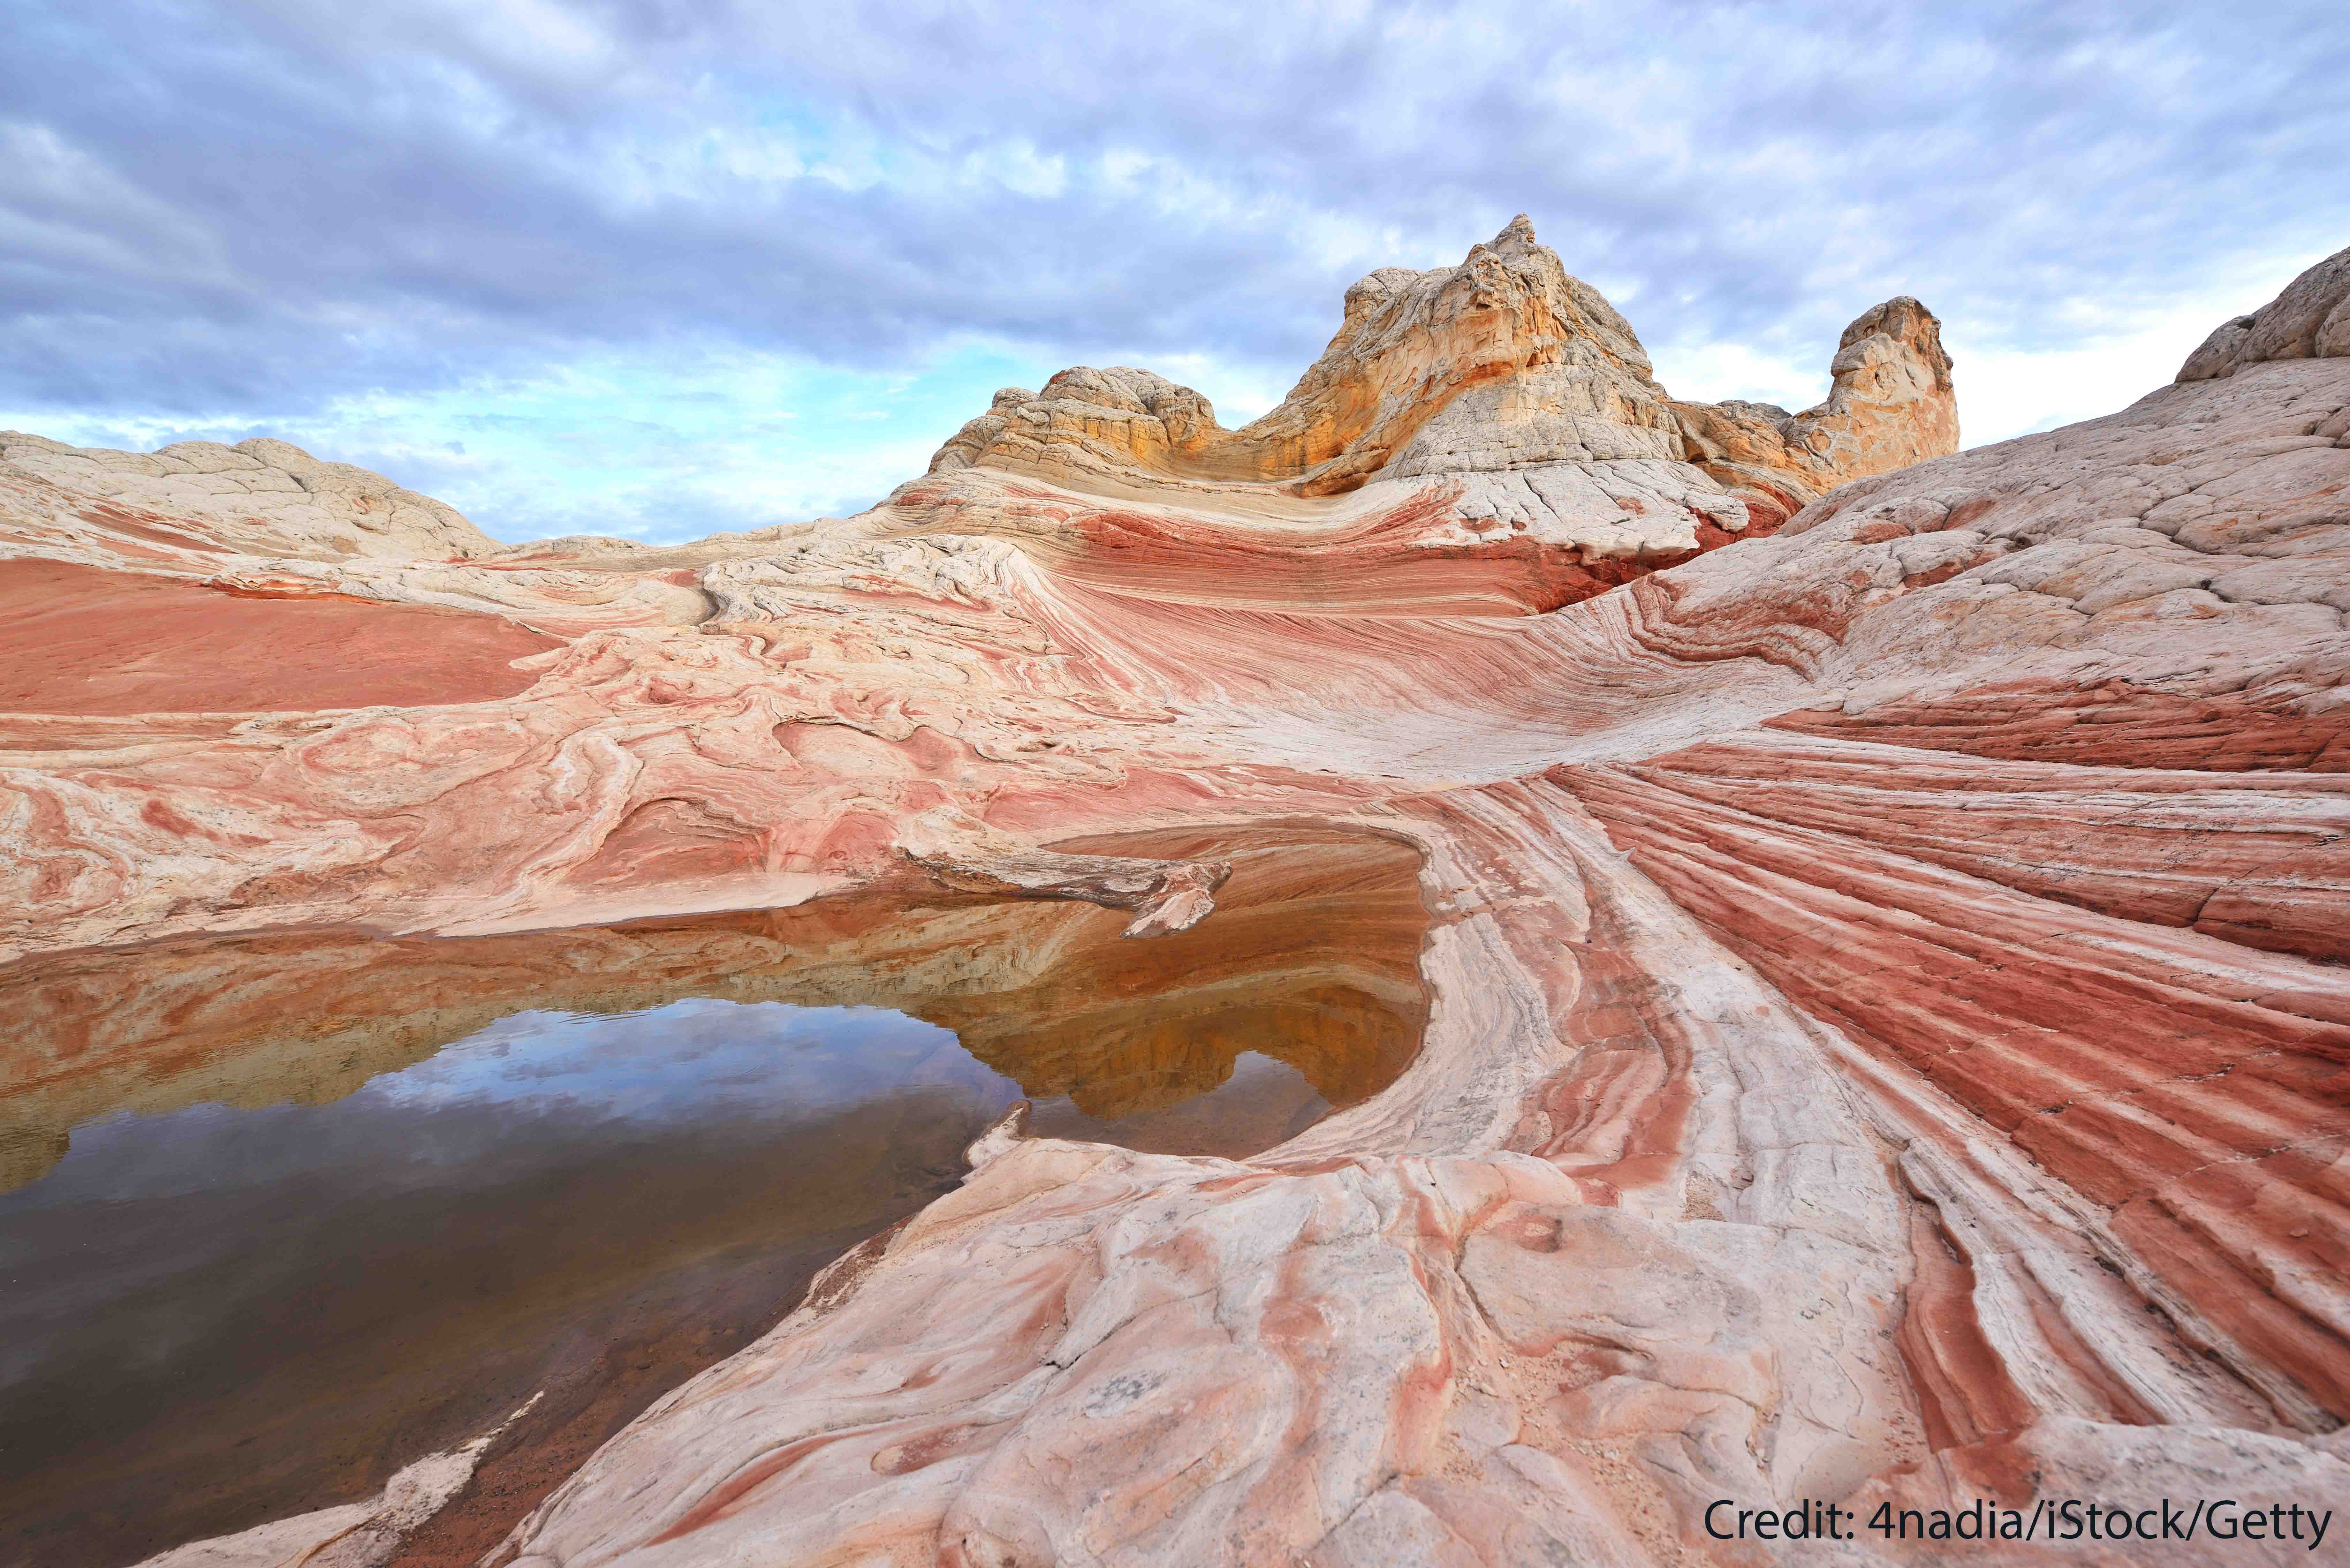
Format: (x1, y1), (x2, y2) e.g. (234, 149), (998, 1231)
(930, 215), (1959, 550)
(2180, 245), (2350, 382)
(0, 432), (496, 564)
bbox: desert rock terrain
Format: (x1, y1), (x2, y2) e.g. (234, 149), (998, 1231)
(4, 218), (2348, 1565)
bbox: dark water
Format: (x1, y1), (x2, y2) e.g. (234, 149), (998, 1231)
(0, 827), (1428, 1567)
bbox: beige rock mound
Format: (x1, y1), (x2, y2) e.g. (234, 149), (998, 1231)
(2179, 242), (2350, 382)
(0, 432), (496, 564)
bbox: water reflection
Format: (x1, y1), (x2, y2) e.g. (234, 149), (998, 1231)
(0, 826), (1427, 1568)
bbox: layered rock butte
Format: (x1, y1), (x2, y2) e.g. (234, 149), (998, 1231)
(6, 217), (2350, 1565)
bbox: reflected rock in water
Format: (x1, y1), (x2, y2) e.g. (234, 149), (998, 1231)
(1, 825), (1427, 1188)
(0, 826), (1428, 1568)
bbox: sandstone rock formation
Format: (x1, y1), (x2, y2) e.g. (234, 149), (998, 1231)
(1670, 294), (1960, 525)
(932, 216), (1957, 547)
(5, 227), (2349, 1566)
(2179, 246), (2350, 382)
(0, 432), (496, 564)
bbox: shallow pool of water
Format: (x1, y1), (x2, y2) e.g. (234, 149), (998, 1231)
(0, 826), (1427, 1567)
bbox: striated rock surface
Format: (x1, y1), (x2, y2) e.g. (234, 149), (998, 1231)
(5, 232), (2350, 1566)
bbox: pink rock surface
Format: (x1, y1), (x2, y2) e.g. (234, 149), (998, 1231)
(6, 233), (2350, 1565)
(0, 559), (562, 715)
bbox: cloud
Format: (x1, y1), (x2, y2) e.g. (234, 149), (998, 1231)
(2, 0), (2345, 539)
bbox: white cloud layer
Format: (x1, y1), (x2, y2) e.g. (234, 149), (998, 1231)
(2, 0), (2345, 540)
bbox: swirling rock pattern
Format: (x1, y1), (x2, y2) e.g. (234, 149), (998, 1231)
(6, 230), (2350, 1566)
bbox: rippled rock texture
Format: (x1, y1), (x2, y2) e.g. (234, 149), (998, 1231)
(5, 223), (2350, 1565)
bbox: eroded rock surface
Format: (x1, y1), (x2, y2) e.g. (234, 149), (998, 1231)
(5, 232), (2350, 1566)
(930, 216), (1957, 553)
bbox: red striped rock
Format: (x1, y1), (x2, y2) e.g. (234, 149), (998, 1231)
(7, 235), (2350, 1566)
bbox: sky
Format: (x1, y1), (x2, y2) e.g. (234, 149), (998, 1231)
(3, 1), (2346, 545)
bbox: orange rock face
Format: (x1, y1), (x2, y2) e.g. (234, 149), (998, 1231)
(930, 216), (1957, 543)
(6, 232), (2350, 1566)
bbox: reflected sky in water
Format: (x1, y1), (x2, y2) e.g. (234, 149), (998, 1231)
(0, 998), (1021, 1568)
(24, 1002), (991, 1207)
(0, 991), (1341, 1568)
(0, 825), (1428, 1567)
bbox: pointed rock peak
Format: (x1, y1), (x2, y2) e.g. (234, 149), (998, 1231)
(1669, 292), (1961, 516)
(925, 214), (1957, 508)
(1488, 213), (1540, 256)
(1834, 296), (1954, 393)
